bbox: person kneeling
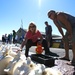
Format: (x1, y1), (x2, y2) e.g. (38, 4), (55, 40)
(20, 22), (59, 57)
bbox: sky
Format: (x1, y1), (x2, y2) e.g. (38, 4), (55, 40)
(0, 0), (75, 39)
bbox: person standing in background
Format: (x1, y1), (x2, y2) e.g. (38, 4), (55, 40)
(12, 30), (16, 44)
(10, 33), (13, 44)
(45, 21), (52, 47)
(15, 34), (18, 43)
(2, 35), (6, 43)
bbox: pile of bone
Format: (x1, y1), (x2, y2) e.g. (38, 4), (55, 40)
(0, 44), (62, 75)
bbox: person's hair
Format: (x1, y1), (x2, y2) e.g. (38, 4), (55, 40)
(13, 30), (15, 32)
(45, 21), (48, 24)
(28, 22), (36, 31)
(48, 10), (55, 17)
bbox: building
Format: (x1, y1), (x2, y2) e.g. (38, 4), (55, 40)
(16, 28), (27, 43)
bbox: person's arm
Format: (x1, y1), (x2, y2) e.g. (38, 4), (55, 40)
(40, 35), (43, 43)
(20, 38), (27, 49)
(48, 25), (52, 35)
(57, 13), (72, 35)
(20, 32), (28, 51)
(37, 30), (43, 44)
(53, 20), (64, 37)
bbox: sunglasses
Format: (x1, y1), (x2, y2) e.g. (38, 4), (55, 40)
(30, 26), (35, 28)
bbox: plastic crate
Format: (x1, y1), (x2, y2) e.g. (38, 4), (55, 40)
(31, 54), (55, 67)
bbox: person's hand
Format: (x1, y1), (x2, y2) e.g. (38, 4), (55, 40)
(15, 47), (22, 53)
(18, 47), (22, 51)
(37, 41), (42, 45)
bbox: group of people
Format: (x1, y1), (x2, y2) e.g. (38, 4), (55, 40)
(2, 33), (13, 44)
(20, 10), (75, 66)
(2, 30), (18, 44)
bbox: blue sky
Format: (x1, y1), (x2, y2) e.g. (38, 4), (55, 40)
(0, 0), (75, 39)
